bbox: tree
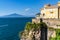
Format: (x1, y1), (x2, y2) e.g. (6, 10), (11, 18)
(25, 22), (32, 32)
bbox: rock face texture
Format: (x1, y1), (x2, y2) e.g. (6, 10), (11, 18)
(20, 30), (41, 40)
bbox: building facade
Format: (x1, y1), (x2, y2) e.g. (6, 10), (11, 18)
(40, 2), (60, 19)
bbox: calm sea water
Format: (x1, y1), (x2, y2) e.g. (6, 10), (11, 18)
(0, 17), (32, 40)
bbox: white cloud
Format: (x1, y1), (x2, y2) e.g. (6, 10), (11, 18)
(25, 8), (30, 12)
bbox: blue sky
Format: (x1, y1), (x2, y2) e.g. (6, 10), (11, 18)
(0, 0), (59, 16)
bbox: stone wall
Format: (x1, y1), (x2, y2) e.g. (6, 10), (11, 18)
(43, 19), (60, 28)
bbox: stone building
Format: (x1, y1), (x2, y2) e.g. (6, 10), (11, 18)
(32, 1), (60, 40)
(40, 1), (60, 19)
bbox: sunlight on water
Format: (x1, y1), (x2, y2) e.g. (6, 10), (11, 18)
(0, 24), (8, 27)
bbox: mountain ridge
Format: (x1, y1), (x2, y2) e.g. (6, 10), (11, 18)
(4, 13), (24, 17)
(0, 13), (35, 18)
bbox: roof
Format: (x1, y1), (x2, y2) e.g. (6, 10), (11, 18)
(45, 3), (57, 8)
(40, 5), (58, 10)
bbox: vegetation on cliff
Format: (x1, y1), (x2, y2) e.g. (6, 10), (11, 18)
(25, 22), (40, 32)
(19, 18), (60, 40)
(19, 20), (48, 40)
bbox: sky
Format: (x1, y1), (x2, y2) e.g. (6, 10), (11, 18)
(0, 0), (59, 17)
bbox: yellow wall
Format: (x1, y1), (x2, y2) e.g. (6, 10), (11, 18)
(41, 8), (58, 19)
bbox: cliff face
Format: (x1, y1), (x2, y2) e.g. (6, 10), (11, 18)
(20, 27), (56, 40)
(19, 21), (48, 40)
(20, 29), (40, 40)
(19, 21), (41, 40)
(19, 18), (58, 40)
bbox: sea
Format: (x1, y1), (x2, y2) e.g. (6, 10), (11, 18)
(0, 17), (32, 40)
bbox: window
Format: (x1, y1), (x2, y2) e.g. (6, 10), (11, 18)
(50, 11), (53, 13)
(43, 13), (45, 16)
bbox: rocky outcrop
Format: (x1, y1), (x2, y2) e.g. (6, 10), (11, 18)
(20, 30), (40, 40)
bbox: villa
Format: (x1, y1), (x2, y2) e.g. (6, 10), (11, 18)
(32, 1), (60, 40)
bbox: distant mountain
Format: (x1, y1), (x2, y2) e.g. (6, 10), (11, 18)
(0, 13), (35, 18)
(3, 13), (25, 18)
